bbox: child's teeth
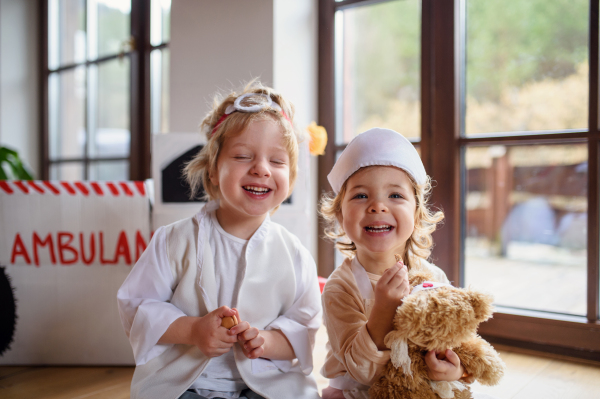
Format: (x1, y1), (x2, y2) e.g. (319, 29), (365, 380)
(366, 225), (392, 232)
(244, 186), (269, 193)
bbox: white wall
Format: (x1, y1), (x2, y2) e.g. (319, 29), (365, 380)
(273, 0), (319, 258)
(0, 0), (40, 177)
(170, 0), (274, 132)
(169, 0), (319, 257)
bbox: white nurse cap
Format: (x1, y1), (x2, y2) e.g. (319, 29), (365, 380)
(327, 128), (426, 194)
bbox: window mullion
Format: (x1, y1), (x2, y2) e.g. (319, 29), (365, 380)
(422, 0), (461, 284)
(587, 0), (599, 323)
(40, 0), (50, 180)
(129, 0), (151, 181)
(589, 139), (600, 322)
(317, 0), (337, 278)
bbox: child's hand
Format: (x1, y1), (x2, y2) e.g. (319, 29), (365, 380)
(367, 262), (410, 350)
(374, 262), (410, 309)
(425, 349), (465, 381)
(232, 320), (265, 359)
(190, 306), (239, 358)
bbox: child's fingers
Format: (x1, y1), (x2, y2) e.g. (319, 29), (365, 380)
(382, 264), (407, 286)
(229, 321), (250, 336)
(218, 329), (239, 344)
(246, 345), (264, 359)
(444, 349), (460, 368)
(242, 335), (265, 352)
(389, 270), (406, 285)
(425, 350), (445, 371)
(232, 308), (242, 323)
(378, 264), (400, 285)
(216, 338), (236, 348)
(214, 305), (236, 319)
(237, 326), (260, 343)
(397, 264), (408, 279)
(389, 270), (409, 291)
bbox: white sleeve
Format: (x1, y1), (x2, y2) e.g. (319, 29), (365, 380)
(117, 226), (187, 365)
(265, 243), (323, 375)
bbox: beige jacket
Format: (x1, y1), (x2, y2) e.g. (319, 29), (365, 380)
(321, 257), (450, 391)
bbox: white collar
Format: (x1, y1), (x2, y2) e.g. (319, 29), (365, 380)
(350, 257), (374, 301)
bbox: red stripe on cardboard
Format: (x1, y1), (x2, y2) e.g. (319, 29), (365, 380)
(106, 182), (119, 196)
(42, 181), (60, 194)
(90, 182), (104, 195)
(61, 181), (76, 195)
(28, 181), (45, 193)
(119, 182), (133, 196)
(134, 181), (146, 196)
(74, 182), (90, 196)
(14, 181), (29, 193)
(0, 181), (14, 194)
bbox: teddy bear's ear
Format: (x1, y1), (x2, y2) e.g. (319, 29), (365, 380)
(408, 270), (434, 287)
(468, 290), (495, 322)
(408, 271), (428, 287)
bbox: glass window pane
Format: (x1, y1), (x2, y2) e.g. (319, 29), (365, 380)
(88, 0), (131, 60)
(89, 58), (130, 158)
(48, 0), (86, 70)
(335, 0), (421, 145)
(464, 144), (587, 315)
(49, 68), (86, 160)
(89, 160), (128, 180)
(465, 0), (588, 135)
(151, 48), (170, 134)
(50, 163), (85, 180)
(151, 0), (171, 46)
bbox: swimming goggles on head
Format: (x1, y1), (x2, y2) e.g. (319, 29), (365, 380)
(211, 92), (291, 135)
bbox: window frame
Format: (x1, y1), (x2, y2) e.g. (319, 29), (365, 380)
(318, 0), (600, 361)
(39, 0), (167, 181)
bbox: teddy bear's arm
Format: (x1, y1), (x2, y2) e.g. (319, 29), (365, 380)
(453, 336), (506, 386)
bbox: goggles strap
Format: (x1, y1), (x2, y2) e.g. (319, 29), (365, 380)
(210, 94), (291, 135)
(211, 109), (291, 136)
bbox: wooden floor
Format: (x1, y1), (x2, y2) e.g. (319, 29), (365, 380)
(2, 326), (600, 399)
(0, 366), (133, 399)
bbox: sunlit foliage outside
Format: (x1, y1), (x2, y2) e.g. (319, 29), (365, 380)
(341, 0), (588, 140)
(465, 0), (588, 134)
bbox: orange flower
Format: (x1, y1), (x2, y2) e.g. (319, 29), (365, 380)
(307, 121), (328, 156)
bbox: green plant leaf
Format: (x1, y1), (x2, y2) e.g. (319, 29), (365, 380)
(0, 165), (8, 180)
(0, 146), (34, 180)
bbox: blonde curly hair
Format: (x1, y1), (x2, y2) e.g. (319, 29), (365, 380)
(184, 80), (302, 208)
(319, 167), (444, 269)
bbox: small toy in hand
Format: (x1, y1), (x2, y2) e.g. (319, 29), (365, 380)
(369, 256), (505, 399)
(221, 316), (238, 330)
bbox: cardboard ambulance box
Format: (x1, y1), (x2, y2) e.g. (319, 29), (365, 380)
(0, 180), (151, 365)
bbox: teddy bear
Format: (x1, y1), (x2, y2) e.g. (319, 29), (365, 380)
(369, 259), (505, 399)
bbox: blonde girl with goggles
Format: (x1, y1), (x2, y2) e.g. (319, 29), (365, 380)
(118, 81), (321, 399)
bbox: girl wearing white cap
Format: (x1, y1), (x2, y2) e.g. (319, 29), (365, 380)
(117, 82), (321, 399)
(319, 128), (469, 399)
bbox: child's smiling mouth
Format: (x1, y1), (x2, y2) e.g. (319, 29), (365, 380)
(243, 185), (272, 196)
(364, 224), (394, 233)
